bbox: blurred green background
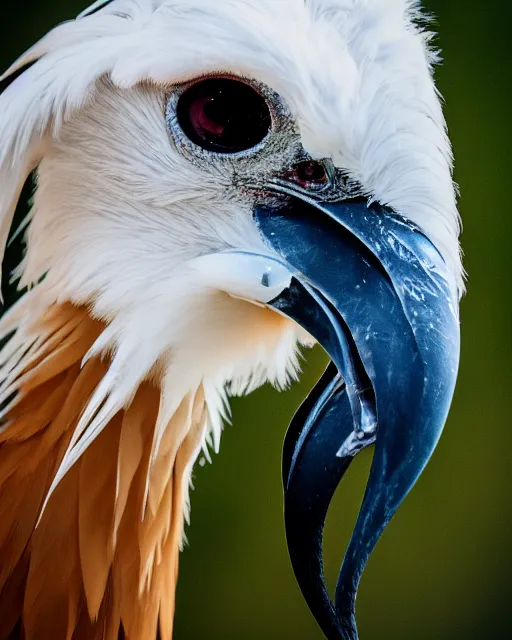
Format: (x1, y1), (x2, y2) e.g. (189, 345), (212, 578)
(1, 1), (511, 638)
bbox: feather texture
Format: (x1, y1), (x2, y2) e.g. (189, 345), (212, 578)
(0, 302), (209, 639)
(0, 0), (463, 292)
(0, 1), (463, 637)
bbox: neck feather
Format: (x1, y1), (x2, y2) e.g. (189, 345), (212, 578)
(0, 299), (205, 639)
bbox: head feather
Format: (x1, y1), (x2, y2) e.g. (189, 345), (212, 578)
(0, 0), (461, 514)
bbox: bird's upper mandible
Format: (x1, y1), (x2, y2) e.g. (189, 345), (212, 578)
(0, 2), (462, 639)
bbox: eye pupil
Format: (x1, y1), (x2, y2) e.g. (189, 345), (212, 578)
(191, 97), (225, 136)
(177, 78), (271, 153)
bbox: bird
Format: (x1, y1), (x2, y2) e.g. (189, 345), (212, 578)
(0, 1), (462, 639)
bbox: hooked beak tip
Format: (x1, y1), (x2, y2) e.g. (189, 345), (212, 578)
(254, 194), (460, 639)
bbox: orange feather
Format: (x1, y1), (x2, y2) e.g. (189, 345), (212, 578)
(0, 303), (207, 639)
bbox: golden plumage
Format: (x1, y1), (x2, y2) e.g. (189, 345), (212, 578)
(0, 303), (206, 639)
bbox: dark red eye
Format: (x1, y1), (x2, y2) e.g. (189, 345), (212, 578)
(176, 78), (272, 153)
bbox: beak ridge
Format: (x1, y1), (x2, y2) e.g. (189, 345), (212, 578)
(254, 195), (460, 639)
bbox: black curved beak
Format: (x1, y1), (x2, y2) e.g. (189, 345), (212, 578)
(253, 194), (460, 639)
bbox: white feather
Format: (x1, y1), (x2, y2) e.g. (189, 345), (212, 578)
(0, 0), (462, 504)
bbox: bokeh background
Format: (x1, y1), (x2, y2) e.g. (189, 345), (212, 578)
(1, 1), (510, 638)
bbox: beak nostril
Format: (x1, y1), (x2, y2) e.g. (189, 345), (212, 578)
(287, 160), (329, 189)
(297, 161), (326, 183)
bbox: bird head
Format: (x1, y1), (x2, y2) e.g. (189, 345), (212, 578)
(0, 1), (462, 638)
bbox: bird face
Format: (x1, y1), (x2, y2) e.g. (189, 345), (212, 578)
(0, 1), (462, 638)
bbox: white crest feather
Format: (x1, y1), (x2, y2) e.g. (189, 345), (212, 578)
(0, 0), (462, 503)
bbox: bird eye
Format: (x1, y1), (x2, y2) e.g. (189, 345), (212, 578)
(176, 78), (272, 154)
